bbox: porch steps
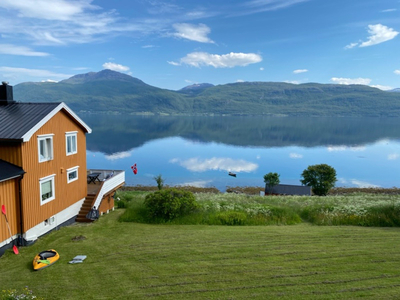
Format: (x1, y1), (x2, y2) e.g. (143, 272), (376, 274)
(76, 194), (96, 223)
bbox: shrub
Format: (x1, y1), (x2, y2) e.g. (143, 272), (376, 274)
(263, 172), (280, 194)
(154, 174), (164, 190)
(116, 200), (128, 208)
(216, 211), (247, 225)
(300, 164), (337, 196)
(143, 188), (198, 221)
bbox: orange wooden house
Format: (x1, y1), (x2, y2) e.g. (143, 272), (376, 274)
(0, 82), (125, 255)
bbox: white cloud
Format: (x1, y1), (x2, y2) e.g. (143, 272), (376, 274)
(0, 66), (72, 81)
(344, 42), (358, 49)
(0, 0), (98, 21)
(394, 70), (400, 75)
(331, 77), (371, 85)
(170, 157), (258, 173)
(236, 79), (245, 82)
(293, 69), (308, 74)
(105, 151), (132, 161)
(244, 0), (310, 14)
(41, 79), (58, 83)
(327, 145), (365, 152)
(289, 153), (303, 159)
(388, 153), (399, 160)
(167, 61), (180, 66)
(171, 52), (262, 68)
(102, 62), (130, 72)
(351, 180), (380, 188)
(330, 77), (393, 90)
(260, 67), (264, 71)
(0, 44), (49, 56)
(370, 84), (393, 91)
(284, 80), (300, 84)
(359, 24), (399, 47)
(381, 8), (397, 13)
(172, 23), (214, 43)
(0, 0), (154, 46)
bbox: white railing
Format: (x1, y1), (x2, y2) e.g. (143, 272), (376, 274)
(89, 170), (125, 209)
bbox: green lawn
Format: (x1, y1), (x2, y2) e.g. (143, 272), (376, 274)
(1, 209), (400, 299)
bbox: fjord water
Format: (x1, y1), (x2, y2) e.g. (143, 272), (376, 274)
(82, 115), (400, 191)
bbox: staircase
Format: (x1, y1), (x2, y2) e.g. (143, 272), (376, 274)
(76, 169), (125, 223)
(76, 194), (96, 223)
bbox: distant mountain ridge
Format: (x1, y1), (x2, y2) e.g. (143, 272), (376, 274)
(13, 69), (400, 116)
(61, 69), (143, 84)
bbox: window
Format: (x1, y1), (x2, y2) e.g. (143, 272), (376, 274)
(67, 166), (79, 183)
(38, 134), (54, 162)
(66, 132), (77, 155)
(40, 175), (55, 205)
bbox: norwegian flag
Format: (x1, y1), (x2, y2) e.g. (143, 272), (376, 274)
(131, 163), (137, 175)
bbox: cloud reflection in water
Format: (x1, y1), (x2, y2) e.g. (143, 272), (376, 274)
(105, 151), (132, 161)
(170, 157), (258, 173)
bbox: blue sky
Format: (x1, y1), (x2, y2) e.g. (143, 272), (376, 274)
(0, 0), (399, 90)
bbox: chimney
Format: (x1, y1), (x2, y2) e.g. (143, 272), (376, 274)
(0, 81), (15, 105)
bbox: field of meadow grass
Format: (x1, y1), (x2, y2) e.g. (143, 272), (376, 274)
(2, 207), (400, 299)
(2, 187), (400, 299)
(117, 188), (400, 227)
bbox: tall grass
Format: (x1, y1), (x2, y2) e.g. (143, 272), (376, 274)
(118, 190), (400, 227)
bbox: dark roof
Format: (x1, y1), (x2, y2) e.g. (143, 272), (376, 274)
(265, 184), (312, 196)
(0, 102), (60, 141)
(0, 159), (25, 182)
(0, 102), (91, 142)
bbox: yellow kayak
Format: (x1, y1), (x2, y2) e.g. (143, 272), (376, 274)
(33, 249), (60, 271)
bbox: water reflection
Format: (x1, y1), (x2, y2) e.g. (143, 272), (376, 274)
(170, 157), (258, 173)
(82, 115), (400, 154)
(82, 115), (400, 191)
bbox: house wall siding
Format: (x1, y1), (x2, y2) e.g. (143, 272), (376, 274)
(98, 193), (115, 213)
(0, 145), (22, 166)
(20, 110), (88, 231)
(0, 179), (19, 243)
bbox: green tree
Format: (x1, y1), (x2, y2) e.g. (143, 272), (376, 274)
(263, 172), (280, 194)
(144, 188), (198, 221)
(154, 174), (164, 190)
(300, 164), (337, 196)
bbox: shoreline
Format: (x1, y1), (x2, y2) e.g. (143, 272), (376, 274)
(120, 185), (400, 195)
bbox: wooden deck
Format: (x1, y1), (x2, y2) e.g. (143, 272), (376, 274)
(76, 169), (125, 222)
(87, 181), (102, 195)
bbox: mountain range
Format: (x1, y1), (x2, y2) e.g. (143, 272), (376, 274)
(13, 69), (400, 116)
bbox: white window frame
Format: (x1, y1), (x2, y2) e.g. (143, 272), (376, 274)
(67, 166), (79, 183)
(66, 131), (78, 156)
(38, 134), (54, 162)
(40, 174), (56, 205)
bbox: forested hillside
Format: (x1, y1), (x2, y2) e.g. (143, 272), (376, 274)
(14, 69), (400, 116)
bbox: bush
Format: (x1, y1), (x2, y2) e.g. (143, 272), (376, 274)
(216, 211), (247, 225)
(116, 200), (128, 208)
(300, 164), (337, 196)
(143, 188), (199, 221)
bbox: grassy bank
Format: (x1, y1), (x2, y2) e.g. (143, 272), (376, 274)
(2, 209), (400, 299)
(117, 190), (400, 227)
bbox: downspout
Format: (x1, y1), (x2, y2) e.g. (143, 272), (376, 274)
(17, 173), (25, 247)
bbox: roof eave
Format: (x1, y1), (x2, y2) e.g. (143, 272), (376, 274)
(21, 102), (92, 142)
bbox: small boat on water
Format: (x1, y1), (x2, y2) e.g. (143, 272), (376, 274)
(33, 249), (60, 271)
